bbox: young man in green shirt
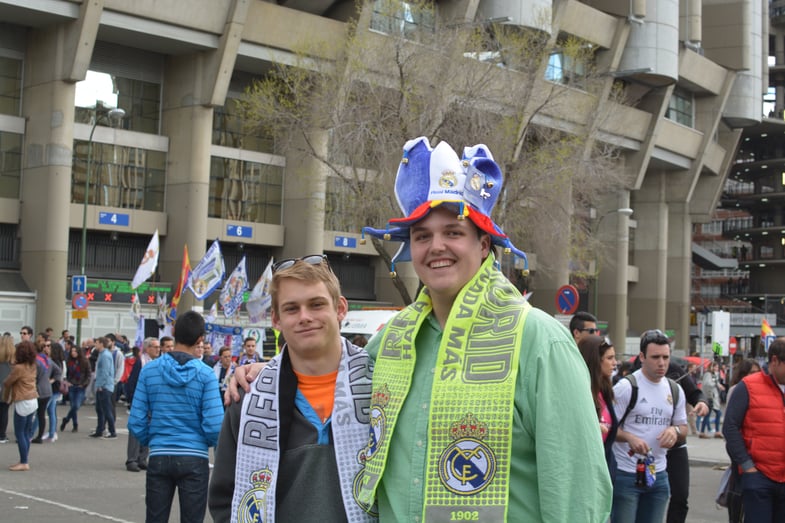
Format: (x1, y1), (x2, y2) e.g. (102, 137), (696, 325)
(233, 137), (612, 522)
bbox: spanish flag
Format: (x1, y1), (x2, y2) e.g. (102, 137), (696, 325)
(762, 317), (775, 339)
(166, 245), (191, 324)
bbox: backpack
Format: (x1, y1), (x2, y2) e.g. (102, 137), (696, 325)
(618, 374), (680, 428)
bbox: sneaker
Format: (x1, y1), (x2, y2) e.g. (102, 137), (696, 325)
(0, 438), (8, 444)
(8, 463), (30, 472)
(42, 434), (58, 443)
(698, 433), (710, 439)
(714, 432), (724, 439)
(138, 462), (147, 470)
(88, 431), (104, 438)
(60, 420), (68, 432)
(126, 462), (140, 472)
(103, 433), (117, 439)
(31, 437), (42, 444)
(72, 425), (78, 433)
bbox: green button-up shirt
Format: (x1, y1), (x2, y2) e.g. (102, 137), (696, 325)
(365, 307), (612, 522)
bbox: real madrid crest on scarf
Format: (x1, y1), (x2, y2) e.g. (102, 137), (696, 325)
(355, 255), (530, 522)
(238, 467), (273, 522)
(439, 413), (496, 495)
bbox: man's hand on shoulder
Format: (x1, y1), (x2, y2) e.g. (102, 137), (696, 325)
(223, 362), (266, 406)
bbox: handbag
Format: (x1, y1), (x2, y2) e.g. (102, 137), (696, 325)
(59, 380), (70, 395)
(715, 467), (732, 507)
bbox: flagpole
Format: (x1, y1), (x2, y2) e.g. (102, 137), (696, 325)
(699, 313), (705, 374)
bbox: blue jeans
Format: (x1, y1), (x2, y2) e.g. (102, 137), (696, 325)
(13, 410), (35, 464)
(612, 469), (671, 523)
(145, 455), (210, 523)
(700, 408), (722, 433)
(64, 386), (85, 427)
(46, 393), (61, 438)
(95, 389), (115, 435)
(741, 471), (785, 522)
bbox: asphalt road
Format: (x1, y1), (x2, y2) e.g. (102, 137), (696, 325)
(0, 404), (733, 522)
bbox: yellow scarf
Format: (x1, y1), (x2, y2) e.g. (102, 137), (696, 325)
(355, 255), (530, 521)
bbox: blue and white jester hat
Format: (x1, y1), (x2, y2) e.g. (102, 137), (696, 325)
(362, 136), (528, 272)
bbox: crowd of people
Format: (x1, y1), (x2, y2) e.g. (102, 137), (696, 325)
(2, 135), (785, 523)
(0, 325), (246, 475)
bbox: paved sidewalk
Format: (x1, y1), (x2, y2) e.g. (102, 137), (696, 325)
(685, 432), (730, 467)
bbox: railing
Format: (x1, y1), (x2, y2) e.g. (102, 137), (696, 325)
(723, 216), (755, 233)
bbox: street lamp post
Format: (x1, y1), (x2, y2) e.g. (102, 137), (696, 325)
(592, 207), (634, 317)
(75, 105), (125, 347)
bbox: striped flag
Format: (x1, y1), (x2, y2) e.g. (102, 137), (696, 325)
(167, 245), (191, 324)
(762, 317), (775, 339)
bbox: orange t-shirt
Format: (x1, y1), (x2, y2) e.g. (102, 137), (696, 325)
(294, 369), (337, 423)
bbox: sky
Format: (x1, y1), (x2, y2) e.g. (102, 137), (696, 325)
(74, 70), (118, 108)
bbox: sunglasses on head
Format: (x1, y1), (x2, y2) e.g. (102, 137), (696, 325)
(599, 336), (613, 350)
(641, 328), (669, 348)
(272, 254), (329, 273)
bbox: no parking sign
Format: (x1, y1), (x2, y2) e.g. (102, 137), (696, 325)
(555, 285), (580, 315)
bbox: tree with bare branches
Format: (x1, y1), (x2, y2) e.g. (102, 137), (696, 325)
(237, 0), (629, 303)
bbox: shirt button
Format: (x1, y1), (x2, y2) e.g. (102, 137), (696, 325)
(422, 403), (428, 410)
(416, 440), (423, 447)
(414, 517), (421, 523)
(413, 478), (420, 485)
(431, 367), (435, 374)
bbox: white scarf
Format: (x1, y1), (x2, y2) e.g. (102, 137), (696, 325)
(231, 339), (376, 522)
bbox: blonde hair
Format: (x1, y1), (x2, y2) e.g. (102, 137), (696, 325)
(0, 334), (14, 363)
(270, 259), (341, 314)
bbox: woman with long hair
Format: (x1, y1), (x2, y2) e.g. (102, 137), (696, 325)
(2, 341), (38, 471)
(0, 334), (14, 443)
(699, 361), (725, 438)
(60, 344), (91, 432)
(577, 334), (619, 480)
(43, 342), (66, 442)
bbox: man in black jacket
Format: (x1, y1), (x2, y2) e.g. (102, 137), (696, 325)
(124, 337), (160, 472)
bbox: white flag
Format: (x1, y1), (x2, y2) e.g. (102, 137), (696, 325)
(131, 292), (142, 320)
(157, 292), (168, 326)
(134, 315), (145, 349)
(188, 239), (225, 300)
(205, 301), (218, 323)
(247, 258), (274, 324)
(220, 257), (249, 318)
(131, 230), (160, 289)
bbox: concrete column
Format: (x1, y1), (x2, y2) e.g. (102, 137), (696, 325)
(281, 130), (328, 258)
(20, 29), (77, 332)
(597, 191), (632, 350)
(777, 33), (785, 115)
(666, 203), (692, 352)
(629, 173), (669, 335)
(159, 55), (215, 313)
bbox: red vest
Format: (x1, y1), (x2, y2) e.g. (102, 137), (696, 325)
(741, 371), (785, 482)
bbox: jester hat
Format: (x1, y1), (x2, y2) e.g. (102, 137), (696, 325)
(362, 136), (528, 270)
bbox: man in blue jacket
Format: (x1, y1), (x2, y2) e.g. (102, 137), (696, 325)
(129, 311), (224, 523)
